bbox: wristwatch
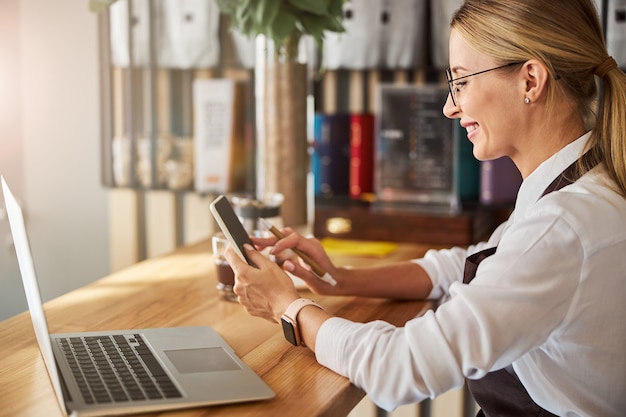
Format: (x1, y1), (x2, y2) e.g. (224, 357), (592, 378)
(280, 298), (323, 346)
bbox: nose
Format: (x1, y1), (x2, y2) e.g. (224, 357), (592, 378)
(443, 93), (460, 119)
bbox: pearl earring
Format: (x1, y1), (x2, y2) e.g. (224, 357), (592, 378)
(524, 97), (531, 104)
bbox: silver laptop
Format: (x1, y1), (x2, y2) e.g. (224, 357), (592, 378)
(1, 177), (274, 416)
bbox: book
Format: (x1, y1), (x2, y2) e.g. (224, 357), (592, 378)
(193, 79), (249, 193)
(454, 119), (480, 201)
(349, 113), (375, 199)
(479, 156), (522, 205)
(312, 113), (351, 198)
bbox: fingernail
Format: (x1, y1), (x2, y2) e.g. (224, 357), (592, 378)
(243, 243), (254, 250)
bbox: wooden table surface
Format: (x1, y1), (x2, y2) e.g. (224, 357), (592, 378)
(0, 239), (437, 417)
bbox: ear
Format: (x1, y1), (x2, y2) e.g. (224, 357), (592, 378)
(521, 59), (550, 102)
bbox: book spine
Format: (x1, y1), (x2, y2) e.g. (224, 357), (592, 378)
(479, 157), (522, 205)
(454, 120), (480, 201)
(312, 113), (351, 198)
(349, 113), (375, 199)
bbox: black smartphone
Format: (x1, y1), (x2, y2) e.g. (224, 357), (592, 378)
(209, 195), (256, 266)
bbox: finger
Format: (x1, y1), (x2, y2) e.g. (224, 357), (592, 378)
(269, 231), (307, 254)
(224, 246), (252, 275)
(250, 235), (279, 249)
(243, 243), (273, 267)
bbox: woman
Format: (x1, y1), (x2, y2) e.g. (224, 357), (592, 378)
(224, 0), (626, 415)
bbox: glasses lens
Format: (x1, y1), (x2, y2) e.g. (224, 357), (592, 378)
(445, 69), (456, 106)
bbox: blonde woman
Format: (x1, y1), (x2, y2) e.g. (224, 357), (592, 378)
(226, 0), (626, 415)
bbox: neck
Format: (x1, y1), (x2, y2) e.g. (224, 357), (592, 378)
(512, 107), (586, 178)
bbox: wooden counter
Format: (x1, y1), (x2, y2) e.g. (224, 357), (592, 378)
(0, 239), (437, 417)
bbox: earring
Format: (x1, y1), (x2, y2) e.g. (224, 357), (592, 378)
(524, 97), (531, 104)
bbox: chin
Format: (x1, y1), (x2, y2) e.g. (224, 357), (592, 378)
(472, 145), (503, 162)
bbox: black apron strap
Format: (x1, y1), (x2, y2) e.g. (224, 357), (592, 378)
(463, 247), (497, 284)
(540, 159), (580, 198)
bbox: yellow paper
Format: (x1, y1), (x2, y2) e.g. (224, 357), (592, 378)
(321, 238), (398, 257)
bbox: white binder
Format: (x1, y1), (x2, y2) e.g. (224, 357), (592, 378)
(430, 0), (464, 69)
(606, 0), (626, 67)
(159, 0), (221, 69)
(324, 0), (383, 70)
(109, 0), (154, 67)
(109, 0), (220, 69)
(380, 0), (426, 69)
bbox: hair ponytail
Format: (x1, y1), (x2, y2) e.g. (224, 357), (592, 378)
(590, 63), (626, 196)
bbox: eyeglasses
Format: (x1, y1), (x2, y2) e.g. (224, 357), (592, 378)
(445, 62), (523, 106)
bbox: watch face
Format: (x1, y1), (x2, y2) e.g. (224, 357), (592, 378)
(281, 317), (298, 346)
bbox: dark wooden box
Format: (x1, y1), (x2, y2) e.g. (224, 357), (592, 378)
(313, 199), (504, 246)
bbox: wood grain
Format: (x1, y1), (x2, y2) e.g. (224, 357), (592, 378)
(0, 239), (433, 417)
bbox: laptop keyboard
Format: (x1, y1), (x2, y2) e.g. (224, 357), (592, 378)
(57, 334), (182, 404)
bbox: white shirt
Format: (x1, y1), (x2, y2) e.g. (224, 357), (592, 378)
(315, 132), (626, 416)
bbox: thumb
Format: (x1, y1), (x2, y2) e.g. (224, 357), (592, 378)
(242, 243), (268, 268)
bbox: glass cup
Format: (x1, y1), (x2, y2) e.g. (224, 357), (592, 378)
(230, 192), (284, 234)
(211, 232), (237, 302)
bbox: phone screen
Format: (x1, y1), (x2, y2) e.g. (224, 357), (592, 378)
(209, 195), (255, 266)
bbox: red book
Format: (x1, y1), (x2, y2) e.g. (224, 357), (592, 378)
(349, 113), (375, 199)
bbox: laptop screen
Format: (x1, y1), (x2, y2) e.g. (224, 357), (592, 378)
(2, 177), (68, 415)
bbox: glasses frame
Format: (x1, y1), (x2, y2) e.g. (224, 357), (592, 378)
(445, 62), (523, 106)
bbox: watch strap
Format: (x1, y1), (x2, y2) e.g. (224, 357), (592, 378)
(281, 298), (323, 346)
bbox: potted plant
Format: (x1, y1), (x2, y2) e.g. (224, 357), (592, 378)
(217, 0), (346, 226)
(216, 0), (345, 62)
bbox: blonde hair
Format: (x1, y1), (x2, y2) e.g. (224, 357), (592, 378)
(451, 0), (626, 197)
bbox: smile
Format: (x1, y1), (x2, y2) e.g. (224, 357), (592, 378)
(466, 124), (478, 133)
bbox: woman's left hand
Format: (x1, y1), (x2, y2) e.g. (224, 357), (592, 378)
(224, 243), (300, 323)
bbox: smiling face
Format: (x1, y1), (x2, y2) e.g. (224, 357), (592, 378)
(443, 29), (527, 163)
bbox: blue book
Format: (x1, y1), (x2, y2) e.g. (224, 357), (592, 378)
(312, 113), (351, 198)
(454, 120), (480, 201)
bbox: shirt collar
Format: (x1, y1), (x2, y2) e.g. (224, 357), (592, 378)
(512, 131), (592, 220)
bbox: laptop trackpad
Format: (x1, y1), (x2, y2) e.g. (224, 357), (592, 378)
(164, 348), (242, 374)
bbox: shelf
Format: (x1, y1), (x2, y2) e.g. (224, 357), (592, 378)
(313, 199), (505, 246)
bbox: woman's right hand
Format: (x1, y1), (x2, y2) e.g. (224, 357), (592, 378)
(250, 228), (345, 295)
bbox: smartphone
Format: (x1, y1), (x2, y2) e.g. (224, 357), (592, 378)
(209, 195), (256, 266)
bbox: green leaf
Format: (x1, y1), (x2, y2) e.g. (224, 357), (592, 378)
(255, 0), (280, 32)
(298, 13), (328, 39)
(88, 0), (118, 13)
(235, 0), (253, 23)
(234, 12), (255, 36)
(215, 0), (346, 60)
(270, 9), (297, 42)
(324, 15), (345, 33)
(286, 0), (327, 16)
(215, 0), (237, 15)
(325, 0), (346, 18)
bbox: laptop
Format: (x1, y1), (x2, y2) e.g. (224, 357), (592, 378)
(1, 177), (275, 416)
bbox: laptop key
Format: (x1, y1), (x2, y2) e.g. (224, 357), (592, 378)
(59, 335), (183, 404)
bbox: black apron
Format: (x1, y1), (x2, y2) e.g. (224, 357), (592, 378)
(463, 160), (583, 417)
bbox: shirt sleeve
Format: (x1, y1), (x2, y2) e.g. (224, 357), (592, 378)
(413, 221), (509, 299)
(315, 315), (465, 411)
(315, 213), (582, 411)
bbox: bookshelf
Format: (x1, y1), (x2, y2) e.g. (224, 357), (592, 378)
(97, 0), (519, 250)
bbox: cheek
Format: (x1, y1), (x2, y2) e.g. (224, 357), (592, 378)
(468, 84), (518, 156)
